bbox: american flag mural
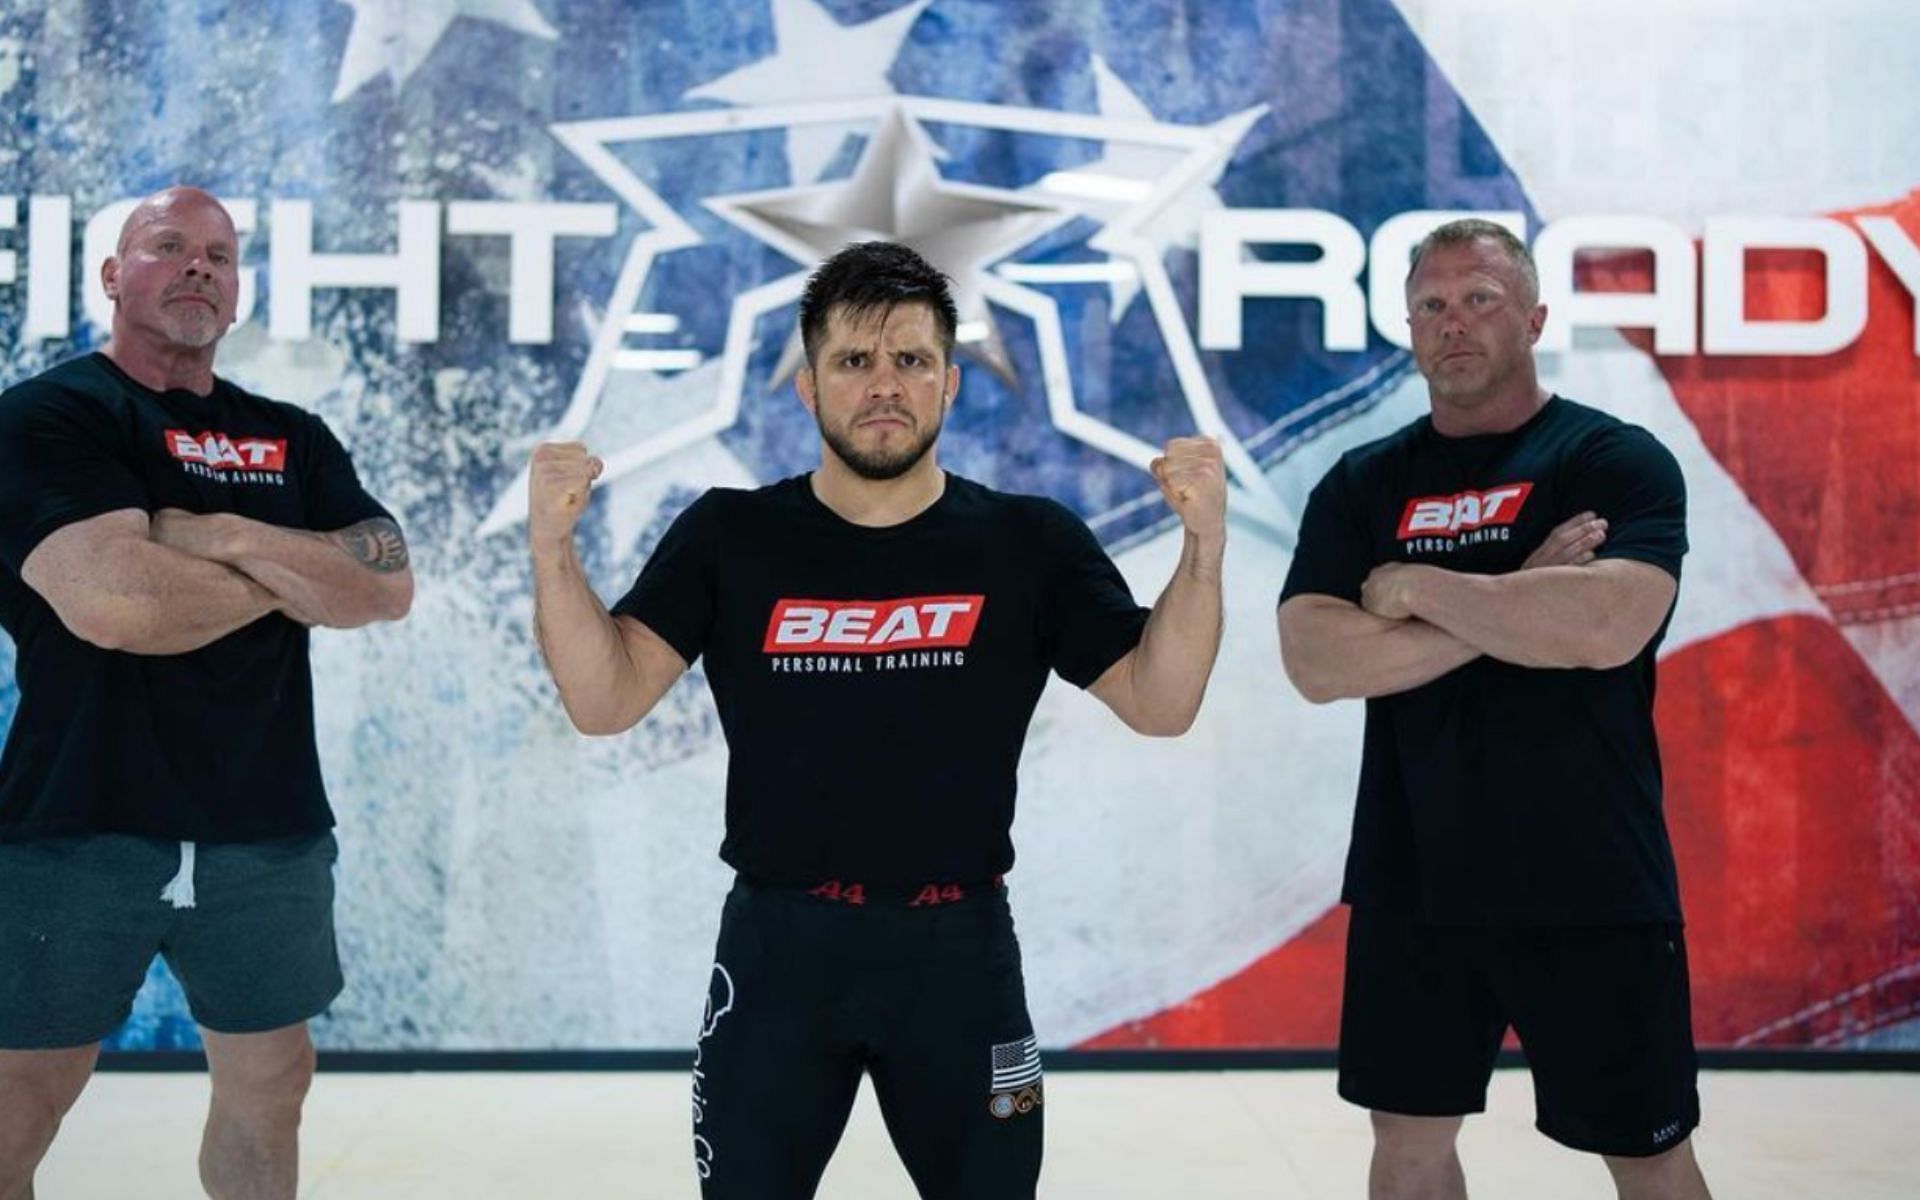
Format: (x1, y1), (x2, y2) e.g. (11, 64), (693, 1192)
(0, 0), (1914, 1053)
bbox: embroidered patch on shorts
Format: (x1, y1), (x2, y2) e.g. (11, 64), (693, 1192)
(988, 1034), (1043, 1118)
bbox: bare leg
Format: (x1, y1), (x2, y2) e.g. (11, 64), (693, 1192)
(1370, 1112), (1469, 1200)
(198, 1024), (316, 1200)
(1605, 1137), (1712, 1200)
(0, 1044), (100, 1200)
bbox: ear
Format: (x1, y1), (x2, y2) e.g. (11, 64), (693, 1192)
(795, 364), (818, 416)
(944, 363), (959, 409)
(1527, 302), (1548, 345)
(101, 255), (121, 302)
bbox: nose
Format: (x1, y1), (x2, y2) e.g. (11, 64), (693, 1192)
(867, 360), (905, 401)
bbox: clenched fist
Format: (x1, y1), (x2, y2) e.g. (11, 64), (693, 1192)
(1150, 435), (1227, 541)
(528, 442), (604, 546)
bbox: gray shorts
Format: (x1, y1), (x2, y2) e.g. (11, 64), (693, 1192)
(0, 832), (342, 1049)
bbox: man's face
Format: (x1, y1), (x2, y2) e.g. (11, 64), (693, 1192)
(103, 193), (241, 351)
(1405, 238), (1546, 406)
(798, 301), (958, 481)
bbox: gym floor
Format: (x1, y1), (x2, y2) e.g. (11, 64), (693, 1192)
(39, 1067), (1919, 1197)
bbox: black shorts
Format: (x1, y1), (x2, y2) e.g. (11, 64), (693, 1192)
(1338, 906), (1700, 1158)
(0, 833), (342, 1049)
(692, 875), (1043, 1200)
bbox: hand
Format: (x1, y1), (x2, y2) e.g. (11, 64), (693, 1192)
(1361, 562), (1421, 621)
(1150, 435), (1227, 541)
(149, 508), (231, 561)
(1521, 511), (1607, 570)
(528, 442), (604, 547)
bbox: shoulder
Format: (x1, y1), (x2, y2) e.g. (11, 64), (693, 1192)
(1552, 397), (1681, 476)
(957, 476), (1087, 538)
(0, 355), (121, 432)
(676, 480), (779, 528)
(1329, 414), (1428, 483)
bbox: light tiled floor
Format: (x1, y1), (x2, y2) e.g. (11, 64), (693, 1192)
(36, 1068), (1920, 1198)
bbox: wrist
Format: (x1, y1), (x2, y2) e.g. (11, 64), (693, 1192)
(530, 530), (581, 570)
(1398, 563), (1445, 616)
(200, 512), (251, 564)
(1181, 527), (1226, 579)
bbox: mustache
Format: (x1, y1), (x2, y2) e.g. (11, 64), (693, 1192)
(163, 283), (222, 304)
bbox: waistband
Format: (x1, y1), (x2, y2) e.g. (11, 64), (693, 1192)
(736, 873), (1006, 909)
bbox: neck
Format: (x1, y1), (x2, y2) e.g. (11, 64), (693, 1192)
(102, 329), (218, 395)
(1429, 378), (1550, 437)
(810, 454), (947, 527)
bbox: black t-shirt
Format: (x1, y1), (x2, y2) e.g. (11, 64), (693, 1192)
(1280, 396), (1688, 926)
(0, 353), (392, 842)
(612, 473), (1151, 886)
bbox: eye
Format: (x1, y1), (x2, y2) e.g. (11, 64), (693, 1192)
(897, 352), (921, 367)
(842, 352), (867, 369)
(1469, 291), (1495, 307)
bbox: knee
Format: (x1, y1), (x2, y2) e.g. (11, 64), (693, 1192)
(1605, 1137), (1701, 1197)
(210, 1037), (316, 1118)
(0, 1049), (97, 1153)
(1371, 1111), (1463, 1165)
(1369, 1113), (1465, 1200)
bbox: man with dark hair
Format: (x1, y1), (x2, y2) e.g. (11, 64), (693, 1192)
(1278, 218), (1714, 1200)
(529, 240), (1226, 1197)
(0, 186), (412, 1200)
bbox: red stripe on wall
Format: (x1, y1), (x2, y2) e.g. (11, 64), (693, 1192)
(1082, 616), (1920, 1049)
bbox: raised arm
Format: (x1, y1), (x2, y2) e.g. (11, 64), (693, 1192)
(149, 511), (413, 628)
(1088, 437), (1226, 736)
(527, 442), (689, 736)
(22, 508), (284, 654)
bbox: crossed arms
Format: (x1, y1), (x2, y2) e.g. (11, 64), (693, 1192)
(21, 508), (413, 655)
(1278, 512), (1677, 703)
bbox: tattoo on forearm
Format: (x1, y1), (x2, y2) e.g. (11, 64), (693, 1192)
(332, 518), (411, 574)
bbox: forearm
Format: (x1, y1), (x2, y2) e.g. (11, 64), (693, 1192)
(82, 541), (283, 654)
(208, 515), (412, 627)
(1121, 531), (1225, 735)
(1400, 565), (1620, 669)
(1279, 601), (1480, 702)
(532, 538), (647, 734)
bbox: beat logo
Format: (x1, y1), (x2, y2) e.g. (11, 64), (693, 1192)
(1396, 483), (1533, 539)
(762, 595), (985, 654)
(164, 429), (288, 473)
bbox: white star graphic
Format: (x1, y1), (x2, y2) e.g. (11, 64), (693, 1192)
(707, 107), (1073, 384)
(683, 0), (930, 183)
(330, 0), (558, 104)
(1022, 55), (1263, 319)
(477, 97), (1292, 539)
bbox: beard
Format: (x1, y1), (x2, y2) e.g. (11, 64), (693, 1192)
(156, 292), (229, 349)
(817, 404), (944, 481)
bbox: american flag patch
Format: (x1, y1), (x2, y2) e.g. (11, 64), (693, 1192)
(990, 1034), (1042, 1091)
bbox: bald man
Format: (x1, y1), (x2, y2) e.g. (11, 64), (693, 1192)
(0, 187), (412, 1200)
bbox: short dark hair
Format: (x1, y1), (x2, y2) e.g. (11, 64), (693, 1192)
(1407, 218), (1538, 302)
(799, 241), (959, 366)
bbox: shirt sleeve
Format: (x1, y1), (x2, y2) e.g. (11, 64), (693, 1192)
(1279, 459), (1374, 606)
(610, 492), (720, 667)
(1034, 500), (1151, 689)
(0, 384), (150, 573)
(298, 413), (395, 532)
(1563, 424), (1688, 582)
